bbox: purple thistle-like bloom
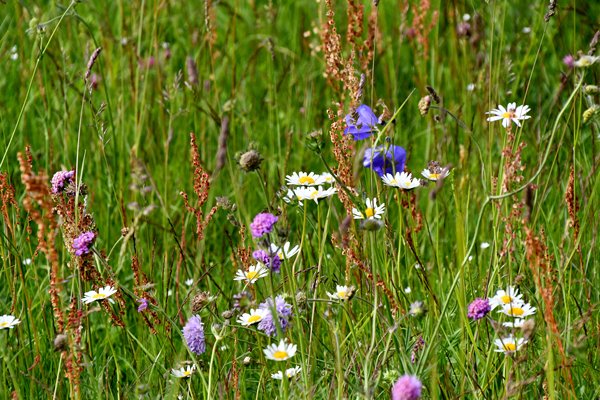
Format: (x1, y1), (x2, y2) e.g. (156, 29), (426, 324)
(257, 295), (293, 336)
(363, 145), (406, 177)
(467, 297), (491, 321)
(51, 170), (75, 194)
(392, 375), (422, 400)
(72, 231), (95, 256)
(344, 104), (380, 140)
(250, 213), (278, 238)
(253, 249), (282, 273)
(563, 54), (575, 69)
(183, 315), (206, 355)
(137, 298), (149, 313)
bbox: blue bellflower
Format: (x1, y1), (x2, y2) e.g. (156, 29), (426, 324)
(344, 104), (380, 140)
(363, 145), (406, 177)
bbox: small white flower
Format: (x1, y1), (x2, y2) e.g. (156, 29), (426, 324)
(574, 55), (600, 68)
(381, 172), (421, 190)
(327, 285), (353, 301)
(480, 242), (491, 249)
(0, 315), (21, 330)
(404, 287), (411, 294)
(171, 365), (195, 378)
(486, 102), (531, 128)
(185, 279), (194, 287)
(272, 366), (302, 380)
(467, 83), (476, 92)
(468, 255), (474, 262)
(23, 258), (32, 265)
(10, 45), (18, 61)
(421, 167), (450, 181)
(319, 172), (335, 184)
(237, 308), (268, 326)
(499, 302), (536, 318)
(264, 339), (297, 361)
(285, 172), (325, 186)
(352, 198), (385, 220)
(494, 335), (527, 354)
(82, 285), (117, 304)
(234, 264), (269, 284)
(502, 318), (527, 328)
(489, 286), (524, 310)
(462, 13), (471, 21)
(270, 242), (300, 259)
(522, 27), (531, 34)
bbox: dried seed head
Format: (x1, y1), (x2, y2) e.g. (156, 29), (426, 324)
(191, 291), (213, 313)
(418, 95), (432, 116)
(221, 310), (234, 319)
(237, 149), (263, 172)
(54, 333), (68, 352)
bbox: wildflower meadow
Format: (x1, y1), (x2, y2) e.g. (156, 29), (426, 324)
(1, 0), (600, 398)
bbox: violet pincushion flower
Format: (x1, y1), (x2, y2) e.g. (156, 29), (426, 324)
(183, 315), (206, 355)
(392, 375), (422, 400)
(467, 297), (491, 321)
(257, 295), (293, 336)
(72, 231), (96, 256)
(563, 54), (575, 69)
(363, 145), (406, 177)
(250, 213), (278, 238)
(344, 104), (380, 140)
(51, 170), (75, 194)
(253, 249), (282, 273)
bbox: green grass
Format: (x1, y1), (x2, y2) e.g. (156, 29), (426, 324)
(1, 0), (599, 398)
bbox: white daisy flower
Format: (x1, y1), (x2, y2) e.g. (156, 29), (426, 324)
(285, 172), (325, 186)
(185, 279), (194, 287)
(421, 167), (450, 181)
(381, 171), (421, 190)
(489, 286), (525, 310)
(233, 264), (269, 284)
(486, 102), (531, 128)
(272, 366), (302, 380)
(499, 302), (536, 318)
(494, 335), (527, 354)
(82, 285), (117, 304)
(327, 285), (354, 301)
(171, 365), (195, 378)
(0, 315), (21, 330)
(270, 242), (300, 259)
(319, 172), (335, 184)
(263, 339), (297, 361)
(574, 55), (600, 68)
(502, 318), (527, 328)
(352, 198), (385, 220)
(237, 308), (268, 326)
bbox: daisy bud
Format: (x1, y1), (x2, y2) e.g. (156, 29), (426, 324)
(583, 105), (600, 124)
(221, 310), (235, 319)
(53, 333), (68, 352)
(192, 291), (213, 313)
(360, 218), (384, 232)
(305, 130), (325, 153)
(237, 149), (263, 172)
(584, 85), (600, 95)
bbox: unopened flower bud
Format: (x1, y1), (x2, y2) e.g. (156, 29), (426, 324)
(584, 85), (600, 95)
(54, 333), (68, 352)
(583, 105), (600, 124)
(418, 96), (431, 116)
(237, 149), (263, 172)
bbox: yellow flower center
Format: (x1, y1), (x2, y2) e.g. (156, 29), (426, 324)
(246, 271), (258, 280)
(183, 370), (192, 377)
(278, 252), (284, 259)
(508, 306), (524, 316)
(503, 343), (517, 352)
(365, 208), (375, 218)
(92, 293), (106, 299)
(500, 295), (512, 304)
(273, 351), (289, 360)
(0, 322), (8, 328)
(337, 291), (347, 299)
(247, 315), (262, 324)
(429, 173), (440, 179)
(309, 190), (319, 199)
(502, 110), (515, 119)
(299, 176), (315, 185)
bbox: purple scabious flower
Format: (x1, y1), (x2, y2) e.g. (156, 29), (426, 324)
(72, 231), (95, 256)
(137, 298), (148, 312)
(467, 298), (491, 321)
(51, 170), (75, 194)
(250, 213), (278, 238)
(253, 249), (282, 273)
(257, 295), (293, 336)
(344, 104), (380, 140)
(363, 145), (406, 177)
(183, 315), (206, 355)
(392, 375), (422, 400)
(563, 54), (575, 69)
